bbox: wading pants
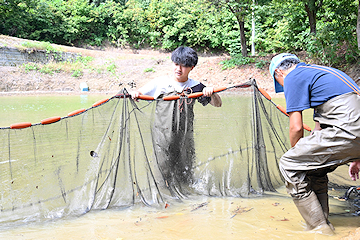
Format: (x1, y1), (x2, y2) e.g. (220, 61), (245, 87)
(279, 92), (360, 231)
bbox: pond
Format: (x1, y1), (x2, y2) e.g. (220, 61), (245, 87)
(0, 93), (357, 240)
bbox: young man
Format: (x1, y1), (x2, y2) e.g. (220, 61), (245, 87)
(269, 53), (360, 234)
(130, 46), (221, 107)
(130, 46), (221, 197)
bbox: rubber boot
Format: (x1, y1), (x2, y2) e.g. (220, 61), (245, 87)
(293, 191), (334, 235)
(317, 193), (335, 231)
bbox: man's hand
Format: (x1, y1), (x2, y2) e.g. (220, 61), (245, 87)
(202, 87), (214, 97)
(311, 121), (322, 135)
(349, 160), (360, 181)
(129, 90), (141, 100)
(203, 87), (222, 107)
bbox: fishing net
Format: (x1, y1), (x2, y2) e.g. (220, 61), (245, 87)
(0, 80), (356, 226)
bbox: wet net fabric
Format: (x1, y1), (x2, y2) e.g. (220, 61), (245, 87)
(0, 80), (353, 226)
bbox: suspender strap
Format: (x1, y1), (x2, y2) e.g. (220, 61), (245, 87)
(299, 65), (360, 96)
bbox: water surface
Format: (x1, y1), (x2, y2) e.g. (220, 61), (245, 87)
(0, 93), (358, 240)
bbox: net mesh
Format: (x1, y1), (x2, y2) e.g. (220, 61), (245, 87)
(0, 80), (355, 226)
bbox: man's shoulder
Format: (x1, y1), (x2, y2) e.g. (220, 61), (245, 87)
(186, 78), (201, 87)
(289, 63), (315, 79)
(293, 62), (308, 72)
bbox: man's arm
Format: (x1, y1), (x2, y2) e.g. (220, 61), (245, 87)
(203, 87), (222, 107)
(289, 111), (304, 147)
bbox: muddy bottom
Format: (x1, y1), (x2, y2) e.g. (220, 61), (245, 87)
(0, 187), (357, 240)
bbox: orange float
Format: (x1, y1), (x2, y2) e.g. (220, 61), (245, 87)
(10, 122), (32, 129)
(67, 108), (86, 117)
(138, 95), (155, 101)
(214, 86), (227, 93)
(115, 93), (128, 98)
(92, 98), (109, 107)
(276, 105), (289, 116)
(258, 87), (271, 101)
(41, 116), (61, 125)
(303, 123), (312, 132)
(187, 92), (204, 99)
(163, 95), (180, 101)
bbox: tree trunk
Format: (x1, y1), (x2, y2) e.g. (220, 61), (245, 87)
(239, 20), (248, 57)
(305, 3), (317, 34)
(225, 1), (248, 57)
(357, 0), (360, 50)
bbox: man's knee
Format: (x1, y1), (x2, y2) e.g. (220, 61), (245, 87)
(308, 168), (330, 194)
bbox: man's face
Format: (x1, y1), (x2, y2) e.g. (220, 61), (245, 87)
(173, 62), (194, 82)
(274, 68), (285, 87)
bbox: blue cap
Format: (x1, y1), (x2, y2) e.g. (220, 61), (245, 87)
(269, 53), (299, 93)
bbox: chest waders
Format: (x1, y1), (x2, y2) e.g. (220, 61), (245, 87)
(281, 92), (360, 234)
(151, 92), (196, 198)
(280, 65), (360, 234)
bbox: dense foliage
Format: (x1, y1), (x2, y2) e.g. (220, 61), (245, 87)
(1, 0), (359, 66)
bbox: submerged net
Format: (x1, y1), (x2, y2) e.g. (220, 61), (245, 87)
(0, 80), (356, 226)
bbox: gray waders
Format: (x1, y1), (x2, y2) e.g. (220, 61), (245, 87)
(152, 92), (196, 197)
(280, 92), (360, 233)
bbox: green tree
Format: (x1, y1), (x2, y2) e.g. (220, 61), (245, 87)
(143, 0), (237, 50)
(302, 0), (323, 34)
(203, 0), (253, 56)
(224, 0), (252, 57)
(89, 0), (128, 7)
(309, 0), (359, 65)
(0, 0), (38, 37)
(357, 0), (360, 49)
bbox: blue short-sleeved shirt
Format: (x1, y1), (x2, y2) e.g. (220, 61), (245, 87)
(284, 63), (359, 113)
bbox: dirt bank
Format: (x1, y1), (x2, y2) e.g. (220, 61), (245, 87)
(0, 50), (273, 95)
(1, 35), (359, 96)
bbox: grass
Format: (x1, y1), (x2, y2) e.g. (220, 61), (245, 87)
(2, 36), (165, 80)
(0, 36), (109, 78)
(17, 40), (124, 78)
(220, 55), (269, 70)
(22, 56), (91, 77)
(18, 49), (125, 78)
(144, 67), (155, 73)
(17, 41), (63, 54)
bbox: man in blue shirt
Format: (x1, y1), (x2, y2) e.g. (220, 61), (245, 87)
(269, 53), (360, 235)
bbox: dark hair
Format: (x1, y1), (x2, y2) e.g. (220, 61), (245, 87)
(277, 58), (300, 70)
(171, 46), (198, 67)
(274, 58), (300, 79)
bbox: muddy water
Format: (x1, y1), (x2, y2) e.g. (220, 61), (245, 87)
(0, 94), (110, 128)
(0, 187), (357, 240)
(0, 94), (358, 239)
